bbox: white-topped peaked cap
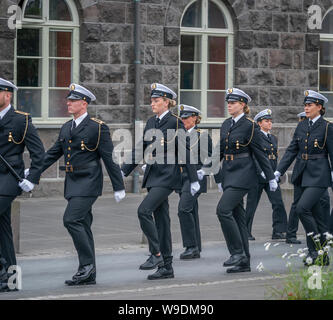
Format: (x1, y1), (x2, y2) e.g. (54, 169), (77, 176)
(254, 108), (273, 123)
(151, 83), (177, 100)
(0, 78), (18, 92)
(225, 88), (251, 104)
(304, 90), (328, 105)
(297, 111), (306, 119)
(67, 83), (96, 104)
(178, 104), (201, 118)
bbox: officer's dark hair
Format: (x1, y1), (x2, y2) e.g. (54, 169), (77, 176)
(195, 115), (201, 125)
(243, 104), (250, 115)
(318, 103), (325, 116)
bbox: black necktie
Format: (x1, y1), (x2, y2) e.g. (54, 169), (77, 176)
(267, 133), (271, 141)
(71, 120), (76, 132)
(230, 119), (235, 128)
(309, 120), (313, 130)
(155, 117), (160, 128)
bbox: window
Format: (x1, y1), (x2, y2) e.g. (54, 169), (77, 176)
(15, 0), (79, 124)
(180, 0), (234, 122)
(319, 8), (333, 117)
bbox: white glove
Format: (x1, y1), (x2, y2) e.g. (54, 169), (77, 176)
(269, 179), (278, 192)
(142, 164), (147, 173)
(121, 170), (125, 178)
(18, 179), (35, 192)
(218, 183), (223, 193)
(260, 171), (266, 179)
(114, 189), (126, 203)
(24, 168), (30, 178)
(274, 171), (281, 182)
(197, 169), (205, 181)
(190, 181), (200, 196)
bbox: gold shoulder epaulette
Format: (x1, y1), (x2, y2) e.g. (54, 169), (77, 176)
(91, 117), (105, 125)
(246, 117), (254, 123)
(15, 110), (30, 116)
(172, 113), (181, 120)
(196, 129), (201, 133)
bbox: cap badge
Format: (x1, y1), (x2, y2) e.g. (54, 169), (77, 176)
(305, 90), (309, 96)
(228, 88), (233, 94)
(180, 105), (184, 111)
(267, 109), (272, 115)
(71, 84), (75, 91)
(152, 83), (157, 89)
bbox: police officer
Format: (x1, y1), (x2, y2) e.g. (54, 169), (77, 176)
(41, 84), (126, 285)
(206, 88), (277, 273)
(285, 111), (331, 244)
(275, 90), (333, 265)
(245, 109), (288, 240)
(177, 105), (212, 259)
(121, 83), (200, 280)
(0, 78), (44, 292)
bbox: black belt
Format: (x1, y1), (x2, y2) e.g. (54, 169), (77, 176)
(301, 153), (328, 160)
(224, 153), (250, 161)
(60, 160), (100, 173)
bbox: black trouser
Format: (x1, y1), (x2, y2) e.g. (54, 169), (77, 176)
(178, 191), (201, 252)
(216, 187), (250, 259)
(63, 196), (97, 268)
(294, 186), (328, 255)
(287, 189), (330, 239)
(0, 196), (16, 270)
(138, 187), (173, 266)
(245, 183), (288, 235)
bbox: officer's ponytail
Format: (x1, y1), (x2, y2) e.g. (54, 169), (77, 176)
(164, 98), (177, 109)
(320, 106), (325, 116)
(243, 105), (250, 115)
(195, 115), (202, 125)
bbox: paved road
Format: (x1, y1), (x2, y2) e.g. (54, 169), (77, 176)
(1, 190), (310, 300)
(1, 240), (305, 300)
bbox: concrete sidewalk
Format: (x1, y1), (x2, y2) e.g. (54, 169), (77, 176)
(15, 190), (307, 259)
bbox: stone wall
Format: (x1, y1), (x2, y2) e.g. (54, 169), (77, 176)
(0, 0), (333, 196)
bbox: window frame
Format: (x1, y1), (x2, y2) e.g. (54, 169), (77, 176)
(14, 0), (80, 125)
(179, 0), (234, 124)
(319, 6), (333, 119)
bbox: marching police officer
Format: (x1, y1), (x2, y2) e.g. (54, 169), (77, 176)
(204, 88), (277, 273)
(275, 90), (333, 265)
(121, 83), (200, 280)
(0, 78), (44, 292)
(41, 84), (126, 285)
(177, 105), (212, 259)
(245, 109), (288, 240)
(285, 111), (331, 244)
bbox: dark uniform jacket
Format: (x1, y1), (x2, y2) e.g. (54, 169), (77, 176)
(277, 116), (333, 187)
(213, 115), (275, 189)
(253, 131), (278, 184)
(178, 126), (212, 194)
(0, 106), (44, 196)
(122, 111), (198, 190)
(43, 115), (125, 199)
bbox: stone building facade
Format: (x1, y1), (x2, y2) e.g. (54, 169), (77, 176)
(0, 0), (332, 197)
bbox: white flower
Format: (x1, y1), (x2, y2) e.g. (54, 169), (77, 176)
(288, 253), (298, 259)
(273, 243), (280, 247)
(264, 242), (271, 251)
(303, 247), (309, 251)
(315, 238), (321, 242)
(328, 240), (333, 245)
(286, 262), (291, 268)
(318, 250), (324, 256)
(297, 249), (303, 254)
(256, 262), (264, 272)
(307, 232), (314, 237)
(324, 232), (333, 240)
(299, 253), (306, 258)
(306, 257), (313, 265)
(282, 253), (288, 259)
(313, 234), (321, 239)
(324, 246), (330, 252)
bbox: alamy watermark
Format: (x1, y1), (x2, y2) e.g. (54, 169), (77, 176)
(7, 5), (22, 30)
(307, 5), (322, 30)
